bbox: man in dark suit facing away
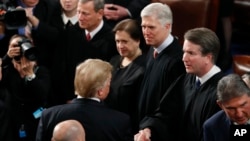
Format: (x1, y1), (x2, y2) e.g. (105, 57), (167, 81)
(36, 59), (133, 141)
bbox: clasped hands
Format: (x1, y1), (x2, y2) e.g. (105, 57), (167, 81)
(134, 128), (151, 141)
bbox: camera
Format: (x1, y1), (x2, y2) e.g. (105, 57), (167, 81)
(14, 38), (37, 61)
(0, 1), (27, 29)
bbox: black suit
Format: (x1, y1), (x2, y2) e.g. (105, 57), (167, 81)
(62, 23), (118, 102)
(1, 64), (51, 141)
(203, 110), (231, 141)
(0, 88), (13, 141)
(36, 98), (133, 141)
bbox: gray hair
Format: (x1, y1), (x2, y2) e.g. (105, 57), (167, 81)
(141, 3), (173, 26)
(217, 74), (250, 103)
(79, 0), (104, 12)
(184, 27), (220, 64)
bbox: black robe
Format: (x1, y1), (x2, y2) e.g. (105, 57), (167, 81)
(180, 72), (225, 141)
(139, 72), (225, 141)
(63, 23), (118, 102)
(105, 54), (146, 133)
(137, 37), (185, 121)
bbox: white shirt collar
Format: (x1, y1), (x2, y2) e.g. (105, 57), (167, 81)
(154, 34), (174, 54)
(197, 65), (221, 84)
(62, 13), (78, 25)
(77, 95), (101, 102)
(85, 20), (104, 39)
(233, 119), (250, 125)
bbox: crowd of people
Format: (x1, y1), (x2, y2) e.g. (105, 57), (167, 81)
(1, 0), (249, 141)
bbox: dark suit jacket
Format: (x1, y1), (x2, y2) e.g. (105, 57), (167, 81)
(1, 64), (51, 141)
(63, 23), (117, 102)
(203, 110), (231, 141)
(36, 98), (133, 141)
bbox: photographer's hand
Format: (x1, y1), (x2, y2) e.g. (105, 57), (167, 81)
(25, 7), (39, 28)
(7, 39), (21, 58)
(16, 6), (39, 39)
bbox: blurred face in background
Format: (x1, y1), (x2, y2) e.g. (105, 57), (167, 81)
(60, 0), (78, 13)
(22, 0), (39, 7)
(77, 1), (103, 32)
(115, 30), (140, 59)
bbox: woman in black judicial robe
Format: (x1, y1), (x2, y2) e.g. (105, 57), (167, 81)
(105, 19), (146, 133)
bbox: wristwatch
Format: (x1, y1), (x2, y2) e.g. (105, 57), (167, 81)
(25, 74), (36, 81)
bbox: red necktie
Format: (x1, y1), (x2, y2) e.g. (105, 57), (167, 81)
(153, 50), (158, 59)
(86, 33), (91, 41)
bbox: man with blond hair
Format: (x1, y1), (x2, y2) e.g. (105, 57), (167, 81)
(36, 59), (133, 141)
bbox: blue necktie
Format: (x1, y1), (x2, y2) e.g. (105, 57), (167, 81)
(196, 79), (201, 89)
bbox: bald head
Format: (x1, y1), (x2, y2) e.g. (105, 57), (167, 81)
(51, 120), (85, 141)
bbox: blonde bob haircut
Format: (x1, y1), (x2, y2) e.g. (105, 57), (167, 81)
(74, 59), (112, 98)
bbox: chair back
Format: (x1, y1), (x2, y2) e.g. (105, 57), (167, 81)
(232, 55), (250, 76)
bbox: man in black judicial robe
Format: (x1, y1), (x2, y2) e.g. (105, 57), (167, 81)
(137, 3), (185, 123)
(134, 27), (225, 141)
(62, 0), (118, 103)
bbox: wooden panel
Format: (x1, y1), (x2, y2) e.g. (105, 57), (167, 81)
(150, 0), (219, 44)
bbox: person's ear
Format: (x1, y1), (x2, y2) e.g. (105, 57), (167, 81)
(217, 100), (223, 109)
(97, 88), (104, 99)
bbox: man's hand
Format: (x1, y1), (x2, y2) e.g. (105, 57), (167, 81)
(134, 128), (151, 141)
(104, 4), (129, 21)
